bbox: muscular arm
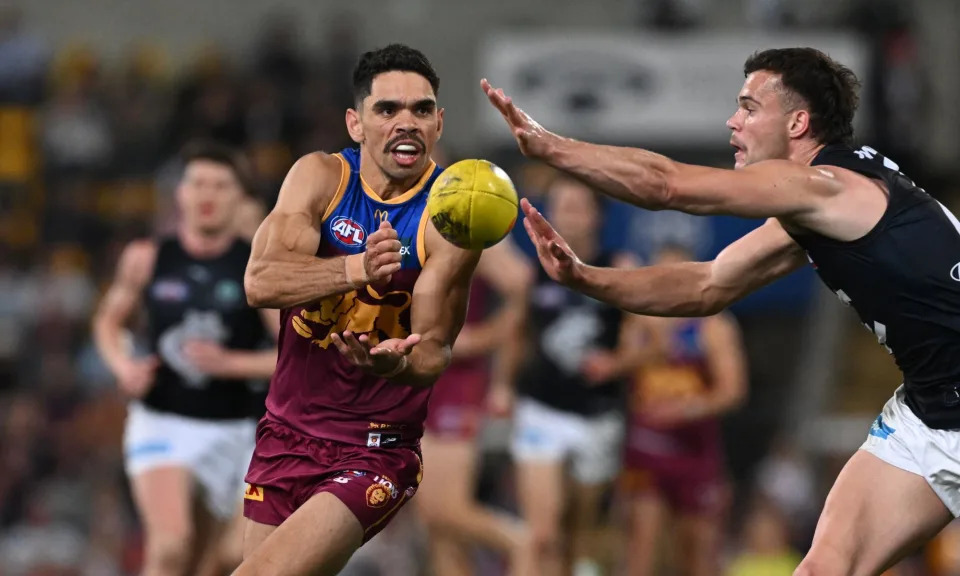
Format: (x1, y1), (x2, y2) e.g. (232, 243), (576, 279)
(245, 153), (394, 309)
(694, 312), (749, 418)
(546, 139), (841, 218)
(450, 238), (532, 360)
(390, 222), (482, 388)
(575, 219), (808, 316)
(92, 240), (156, 376)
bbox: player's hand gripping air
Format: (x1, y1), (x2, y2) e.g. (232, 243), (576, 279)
(481, 79), (554, 159)
(330, 331), (423, 378)
(521, 198), (584, 287)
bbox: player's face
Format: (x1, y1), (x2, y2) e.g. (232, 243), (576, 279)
(350, 71), (443, 182)
(176, 160), (244, 236)
(548, 180), (600, 241)
(726, 71), (792, 169)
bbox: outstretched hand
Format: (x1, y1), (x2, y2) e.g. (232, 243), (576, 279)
(481, 79), (557, 159)
(330, 331), (421, 378)
(521, 198), (583, 286)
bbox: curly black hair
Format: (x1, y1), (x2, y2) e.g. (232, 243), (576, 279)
(744, 48), (861, 145)
(352, 44), (439, 106)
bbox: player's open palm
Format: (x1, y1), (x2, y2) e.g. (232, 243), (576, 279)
(331, 330), (421, 378)
(362, 221), (403, 286)
(481, 79), (555, 159)
(520, 198), (583, 286)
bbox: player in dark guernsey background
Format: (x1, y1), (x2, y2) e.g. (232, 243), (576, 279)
(92, 141), (279, 576)
(235, 45), (482, 576)
(509, 175), (644, 576)
(415, 236), (535, 576)
(621, 245), (748, 576)
(486, 47), (960, 575)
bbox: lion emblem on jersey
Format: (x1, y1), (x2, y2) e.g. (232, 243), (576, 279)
(366, 484), (389, 508)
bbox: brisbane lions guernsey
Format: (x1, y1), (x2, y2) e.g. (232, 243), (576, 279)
(265, 148), (444, 447)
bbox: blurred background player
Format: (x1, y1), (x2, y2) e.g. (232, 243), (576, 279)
(236, 44), (483, 576)
(621, 244), (748, 576)
(92, 140), (279, 576)
(509, 174), (642, 576)
(415, 235), (534, 576)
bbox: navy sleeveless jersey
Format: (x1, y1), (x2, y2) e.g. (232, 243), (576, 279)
(266, 148), (447, 445)
(144, 237), (268, 420)
(788, 144), (960, 429)
(519, 251), (626, 416)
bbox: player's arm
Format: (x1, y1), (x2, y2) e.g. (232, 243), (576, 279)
(183, 308), (281, 379)
(92, 240), (158, 396)
(482, 79), (841, 219)
(244, 153), (399, 309)
(547, 141), (841, 219)
(684, 312), (749, 420)
(391, 223), (482, 388)
(450, 237), (533, 360)
(569, 218), (806, 316)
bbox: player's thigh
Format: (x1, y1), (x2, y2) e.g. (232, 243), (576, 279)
(130, 465), (194, 540)
(416, 434), (479, 516)
(242, 517), (278, 561)
(516, 459), (566, 537)
(235, 492), (363, 576)
(802, 449), (951, 576)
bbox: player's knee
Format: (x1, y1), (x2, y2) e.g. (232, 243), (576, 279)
(144, 531), (195, 575)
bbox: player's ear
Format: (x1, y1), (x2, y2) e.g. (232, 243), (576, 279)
(436, 107), (444, 142)
(787, 108), (810, 140)
(346, 107), (364, 144)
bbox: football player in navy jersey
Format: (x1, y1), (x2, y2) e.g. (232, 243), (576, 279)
(485, 48), (960, 576)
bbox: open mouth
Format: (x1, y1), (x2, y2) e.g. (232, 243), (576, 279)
(390, 141), (422, 167)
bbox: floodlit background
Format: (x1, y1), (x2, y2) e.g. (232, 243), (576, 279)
(1, 0), (959, 574)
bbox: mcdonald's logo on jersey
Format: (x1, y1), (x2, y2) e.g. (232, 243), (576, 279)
(374, 209), (390, 225)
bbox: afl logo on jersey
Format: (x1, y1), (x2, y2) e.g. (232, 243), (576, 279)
(331, 217), (367, 247)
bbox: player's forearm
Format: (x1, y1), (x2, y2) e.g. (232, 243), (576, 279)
(92, 316), (132, 377)
(574, 262), (725, 317)
(389, 341), (451, 388)
(245, 253), (362, 309)
(546, 137), (678, 210)
(221, 349), (278, 379)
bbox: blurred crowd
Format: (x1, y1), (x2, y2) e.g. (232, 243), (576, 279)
(0, 1), (958, 575)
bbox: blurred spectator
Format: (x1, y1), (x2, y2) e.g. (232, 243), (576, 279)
(0, 5), (49, 104)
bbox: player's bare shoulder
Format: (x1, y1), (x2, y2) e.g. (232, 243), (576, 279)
(116, 238), (158, 288)
(275, 151), (349, 220)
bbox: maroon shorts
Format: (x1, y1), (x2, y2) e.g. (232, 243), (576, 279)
(243, 418), (423, 542)
(423, 366), (488, 440)
(622, 448), (727, 516)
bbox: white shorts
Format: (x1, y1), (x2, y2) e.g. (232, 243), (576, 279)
(511, 397), (624, 485)
(123, 402), (257, 520)
(861, 385), (960, 517)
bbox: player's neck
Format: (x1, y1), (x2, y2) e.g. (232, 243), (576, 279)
(360, 163), (425, 201)
(790, 140), (827, 166)
(178, 226), (234, 259)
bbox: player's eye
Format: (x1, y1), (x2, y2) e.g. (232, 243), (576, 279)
(415, 105), (433, 116)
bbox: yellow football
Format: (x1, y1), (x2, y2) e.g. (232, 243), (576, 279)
(427, 159), (519, 250)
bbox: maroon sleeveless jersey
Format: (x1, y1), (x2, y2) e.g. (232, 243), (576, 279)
(626, 319), (722, 473)
(264, 148), (444, 447)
